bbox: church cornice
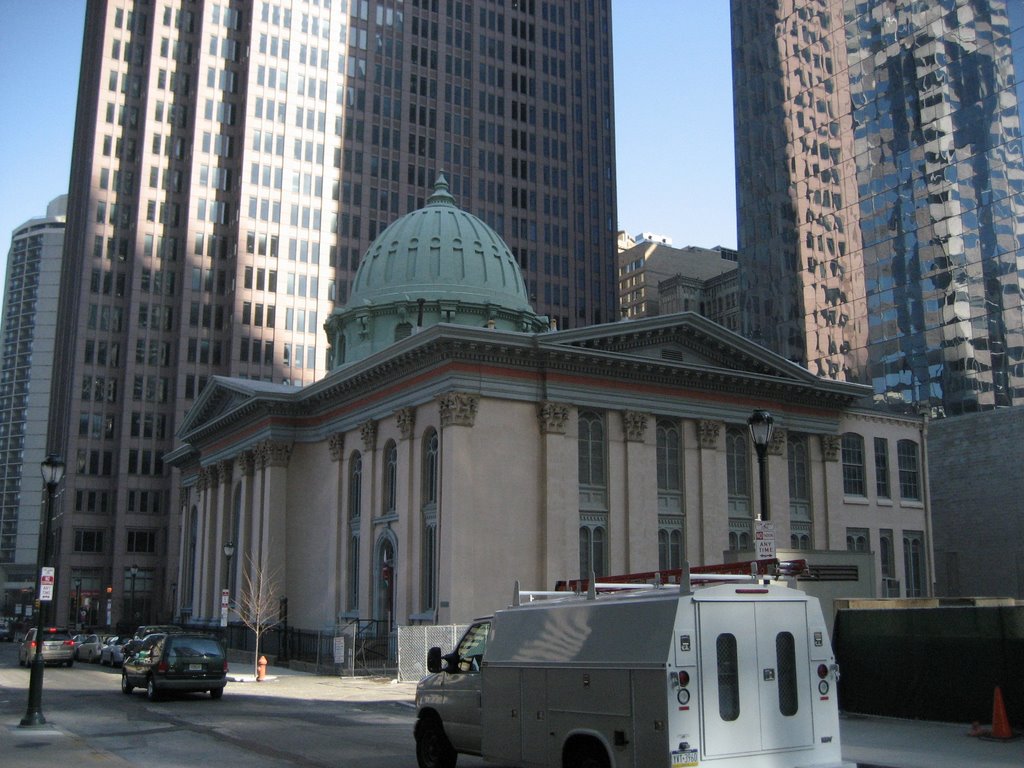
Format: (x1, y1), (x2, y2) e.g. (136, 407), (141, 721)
(175, 320), (870, 454)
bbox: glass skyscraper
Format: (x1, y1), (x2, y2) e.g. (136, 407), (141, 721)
(732, 0), (1024, 415)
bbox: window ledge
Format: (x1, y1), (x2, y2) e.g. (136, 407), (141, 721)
(843, 495), (871, 506)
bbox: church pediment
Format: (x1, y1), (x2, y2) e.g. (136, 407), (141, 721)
(545, 312), (820, 384)
(176, 376), (295, 438)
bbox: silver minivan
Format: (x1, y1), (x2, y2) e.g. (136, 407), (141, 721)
(18, 627), (75, 667)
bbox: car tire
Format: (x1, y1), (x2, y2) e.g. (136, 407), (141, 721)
(146, 677), (161, 702)
(66, 659), (74, 668)
(414, 715), (457, 768)
(210, 686), (224, 700)
(121, 673), (133, 694)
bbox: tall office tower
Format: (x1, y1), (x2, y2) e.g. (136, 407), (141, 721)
(732, 0), (1024, 415)
(0, 197), (66, 616)
(49, 0), (617, 626)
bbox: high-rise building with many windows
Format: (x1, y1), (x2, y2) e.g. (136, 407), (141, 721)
(0, 198), (66, 617)
(47, 0), (617, 627)
(732, 0), (1024, 415)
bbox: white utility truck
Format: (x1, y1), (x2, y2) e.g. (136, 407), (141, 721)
(415, 561), (851, 768)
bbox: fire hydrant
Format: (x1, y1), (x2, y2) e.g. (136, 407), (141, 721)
(257, 655), (267, 682)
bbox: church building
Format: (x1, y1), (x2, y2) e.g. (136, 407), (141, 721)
(167, 179), (932, 633)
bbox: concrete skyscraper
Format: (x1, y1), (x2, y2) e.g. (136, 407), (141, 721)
(0, 198), (66, 618)
(732, 0), (1024, 416)
(48, 0), (617, 627)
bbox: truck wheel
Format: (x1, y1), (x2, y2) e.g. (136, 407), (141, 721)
(415, 716), (457, 768)
(566, 742), (610, 768)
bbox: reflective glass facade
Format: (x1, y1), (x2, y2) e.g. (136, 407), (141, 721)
(733, 0), (1024, 414)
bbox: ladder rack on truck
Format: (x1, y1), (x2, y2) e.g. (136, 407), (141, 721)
(545, 557), (810, 598)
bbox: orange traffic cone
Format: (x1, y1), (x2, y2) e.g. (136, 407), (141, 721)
(990, 686), (1013, 740)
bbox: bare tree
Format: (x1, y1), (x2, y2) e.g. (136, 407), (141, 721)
(232, 554), (283, 677)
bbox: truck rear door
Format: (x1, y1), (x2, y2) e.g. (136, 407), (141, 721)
(697, 599), (814, 757)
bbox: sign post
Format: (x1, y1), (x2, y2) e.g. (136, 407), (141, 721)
(755, 519), (776, 560)
(39, 567), (55, 603)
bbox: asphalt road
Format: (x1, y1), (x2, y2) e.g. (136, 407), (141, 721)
(0, 639), (437, 768)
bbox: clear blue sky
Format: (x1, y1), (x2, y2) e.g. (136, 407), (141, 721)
(0, 1), (736, 290)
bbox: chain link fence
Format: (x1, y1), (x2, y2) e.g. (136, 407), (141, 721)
(397, 624), (468, 682)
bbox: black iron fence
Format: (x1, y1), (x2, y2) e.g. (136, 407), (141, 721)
(189, 620), (398, 677)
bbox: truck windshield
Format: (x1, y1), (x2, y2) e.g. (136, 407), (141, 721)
(454, 621), (490, 672)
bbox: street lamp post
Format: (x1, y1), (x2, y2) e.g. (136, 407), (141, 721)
(129, 564), (138, 628)
(221, 541), (235, 630)
(747, 410), (774, 522)
(20, 453), (65, 728)
(73, 577), (82, 631)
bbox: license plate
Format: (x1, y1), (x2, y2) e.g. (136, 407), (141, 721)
(188, 663), (203, 671)
(672, 749), (699, 767)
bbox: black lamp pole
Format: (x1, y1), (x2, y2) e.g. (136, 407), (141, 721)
(73, 577), (82, 631)
(222, 541), (234, 628)
(130, 564), (138, 626)
(747, 410), (774, 522)
(20, 453), (65, 728)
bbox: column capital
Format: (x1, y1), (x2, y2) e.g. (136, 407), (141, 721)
(537, 401), (570, 435)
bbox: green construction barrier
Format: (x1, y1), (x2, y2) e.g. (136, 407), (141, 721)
(833, 606), (1024, 725)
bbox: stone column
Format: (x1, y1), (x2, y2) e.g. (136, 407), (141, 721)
(435, 393), (478, 623)
(621, 411), (652, 573)
(359, 420), (378, 615)
(536, 402), (573, 590)
(819, 434), (842, 549)
(238, 451), (256, 596)
(696, 419), (725, 562)
(328, 432), (345, 625)
(396, 408), (416, 625)
(255, 441), (292, 593)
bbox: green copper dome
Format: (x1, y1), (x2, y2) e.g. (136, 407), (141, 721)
(325, 176), (549, 367)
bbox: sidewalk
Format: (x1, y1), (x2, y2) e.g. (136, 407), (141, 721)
(840, 712), (1023, 768)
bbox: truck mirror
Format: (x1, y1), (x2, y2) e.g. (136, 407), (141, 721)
(426, 646), (443, 674)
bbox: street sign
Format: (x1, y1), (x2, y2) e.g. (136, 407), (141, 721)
(755, 520), (776, 560)
(220, 588), (229, 627)
(39, 566), (55, 602)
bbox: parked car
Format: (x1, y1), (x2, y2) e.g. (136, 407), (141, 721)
(100, 636), (128, 667)
(18, 627), (75, 667)
(121, 633), (228, 701)
(74, 633), (105, 662)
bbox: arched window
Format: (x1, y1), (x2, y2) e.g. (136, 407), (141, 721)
(726, 427), (749, 514)
(421, 429), (439, 612)
(383, 440), (398, 514)
(787, 434), (811, 549)
(578, 412), (606, 488)
(375, 535), (397, 628)
(658, 528), (683, 571)
(422, 429), (438, 506)
(656, 419), (684, 568)
(841, 433), (866, 496)
(347, 451), (362, 612)
(579, 525), (606, 579)
(656, 420), (682, 494)
(348, 451), (362, 521)
(578, 411), (607, 578)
